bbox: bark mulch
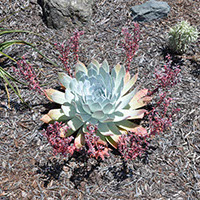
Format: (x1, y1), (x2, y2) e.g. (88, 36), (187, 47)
(0, 0), (200, 199)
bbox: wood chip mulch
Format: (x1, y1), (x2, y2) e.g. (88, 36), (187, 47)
(0, 0), (200, 199)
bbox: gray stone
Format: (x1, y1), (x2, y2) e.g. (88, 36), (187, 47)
(38, 0), (94, 29)
(130, 0), (170, 22)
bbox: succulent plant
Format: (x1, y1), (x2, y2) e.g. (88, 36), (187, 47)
(168, 20), (198, 54)
(41, 59), (151, 149)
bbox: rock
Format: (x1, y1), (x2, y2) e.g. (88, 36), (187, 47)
(38, 0), (94, 29)
(130, 0), (170, 22)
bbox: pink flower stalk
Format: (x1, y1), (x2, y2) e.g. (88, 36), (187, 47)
(70, 30), (84, 61)
(13, 57), (43, 94)
(145, 55), (181, 135)
(149, 55), (181, 96)
(43, 122), (75, 156)
(84, 131), (110, 160)
(55, 30), (84, 76)
(121, 23), (140, 71)
(148, 93), (173, 136)
(118, 133), (148, 160)
(146, 54), (181, 137)
(43, 122), (110, 160)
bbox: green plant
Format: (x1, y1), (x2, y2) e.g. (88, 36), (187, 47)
(0, 28), (59, 103)
(0, 65), (25, 105)
(168, 20), (198, 54)
(41, 59), (152, 149)
(0, 30), (58, 66)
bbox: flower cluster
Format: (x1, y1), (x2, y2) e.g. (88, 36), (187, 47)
(84, 125), (110, 160)
(149, 55), (181, 96)
(43, 122), (75, 156)
(118, 133), (148, 160)
(121, 23), (140, 71)
(43, 122), (110, 160)
(117, 55), (181, 160)
(55, 30), (84, 76)
(13, 56), (43, 94)
(147, 55), (181, 136)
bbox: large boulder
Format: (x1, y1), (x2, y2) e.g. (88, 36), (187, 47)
(38, 0), (94, 29)
(130, 0), (170, 22)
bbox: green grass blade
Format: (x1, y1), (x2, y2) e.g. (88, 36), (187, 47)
(0, 66), (26, 85)
(0, 51), (17, 62)
(0, 40), (35, 51)
(0, 40), (58, 67)
(1, 70), (24, 102)
(0, 29), (54, 45)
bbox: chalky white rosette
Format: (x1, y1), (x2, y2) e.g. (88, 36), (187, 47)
(41, 59), (151, 148)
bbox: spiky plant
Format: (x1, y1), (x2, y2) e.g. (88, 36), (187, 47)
(168, 20), (198, 54)
(41, 59), (151, 149)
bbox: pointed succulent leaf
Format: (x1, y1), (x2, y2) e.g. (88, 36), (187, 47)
(82, 104), (92, 114)
(75, 61), (88, 74)
(47, 109), (71, 122)
(118, 127), (128, 135)
(95, 130), (107, 144)
(129, 89), (149, 108)
(75, 100), (87, 114)
(127, 109), (147, 120)
(130, 96), (152, 110)
(101, 59), (109, 73)
(124, 71), (131, 84)
(115, 120), (139, 131)
(116, 87), (140, 111)
(122, 73), (138, 96)
(103, 103), (113, 114)
(89, 102), (102, 112)
(98, 123), (115, 136)
(106, 135), (120, 149)
(69, 78), (78, 92)
(91, 59), (100, 70)
(111, 67), (116, 79)
(88, 67), (98, 77)
(102, 113), (116, 123)
(74, 129), (85, 149)
(92, 111), (105, 120)
(114, 66), (126, 93)
(112, 109), (146, 122)
(44, 89), (65, 104)
(67, 116), (84, 131)
(59, 125), (69, 138)
(40, 114), (53, 124)
(88, 117), (99, 125)
(116, 64), (126, 81)
(113, 76), (124, 95)
(99, 66), (108, 82)
(76, 71), (85, 81)
(131, 126), (148, 137)
(61, 103), (76, 117)
(107, 122), (122, 135)
(77, 113), (91, 122)
(65, 89), (74, 103)
(58, 72), (72, 89)
(101, 99), (110, 107)
(114, 63), (121, 76)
